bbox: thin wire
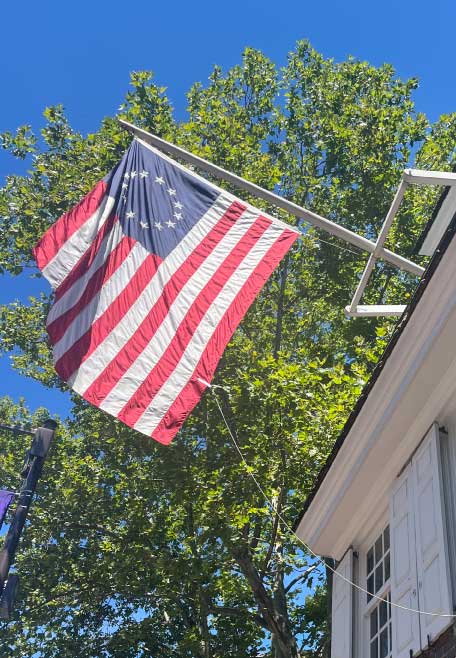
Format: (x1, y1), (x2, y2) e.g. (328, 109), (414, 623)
(207, 384), (456, 619)
(317, 236), (362, 258)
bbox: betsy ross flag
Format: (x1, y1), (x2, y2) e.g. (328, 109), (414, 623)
(34, 139), (299, 444)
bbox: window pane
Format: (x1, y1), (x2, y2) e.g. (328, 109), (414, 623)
(370, 609), (378, 638)
(367, 547), (374, 574)
(375, 564), (383, 593)
(389, 622), (392, 652)
(384, 552), (390, 582)
(370, 638), (378, 658)
(384, 526), (390, 552)
(375, 535), (383, 563)
(379, 628), (388, 658)
(367, 574), (374, 601)
(380, 599), (388, 627)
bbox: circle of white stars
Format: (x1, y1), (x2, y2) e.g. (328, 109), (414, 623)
(121, 168), (185, 233)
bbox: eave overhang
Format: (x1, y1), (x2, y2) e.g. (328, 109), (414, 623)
(295, 203), (456, 561)
(418, 186), (456, 256)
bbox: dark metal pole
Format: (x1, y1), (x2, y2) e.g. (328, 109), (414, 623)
(0, 419), (57, 596)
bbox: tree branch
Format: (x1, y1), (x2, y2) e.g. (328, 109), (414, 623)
(208, 605), (268, 630)
(260, 487), (285, 578)
(230, 545), (293, 657)
(284, 565), (317, 594)
(249, 518), (263, 551)
(273, 254), (290, 359)
(62, 522), (122, 540)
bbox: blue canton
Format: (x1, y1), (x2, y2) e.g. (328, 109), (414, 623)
(106, 140), (220, 260)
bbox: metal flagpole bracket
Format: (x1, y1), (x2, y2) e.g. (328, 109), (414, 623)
(345, 169), (456, 318)
(117, 120), (423, 278)
(345, 305), (407, 318)
(117, 120), (452, 319)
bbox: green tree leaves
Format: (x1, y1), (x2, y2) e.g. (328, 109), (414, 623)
(0, 43), (455, 657)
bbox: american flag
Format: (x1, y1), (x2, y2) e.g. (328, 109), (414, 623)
(34, 139), (299, 444)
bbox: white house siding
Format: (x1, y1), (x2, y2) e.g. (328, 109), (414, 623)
(335, 425), (456, 658)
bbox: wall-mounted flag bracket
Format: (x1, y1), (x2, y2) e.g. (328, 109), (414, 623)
(117, 120), (455, 318)
(345, 169), (456, 317)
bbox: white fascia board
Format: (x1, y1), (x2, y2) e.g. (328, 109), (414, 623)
(297, 233), (456, 561)
(420, 186), (456, 256)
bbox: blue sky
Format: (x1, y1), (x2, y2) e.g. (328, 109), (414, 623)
(1, 0), (455, 418)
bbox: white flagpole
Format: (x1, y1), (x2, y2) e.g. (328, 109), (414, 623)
(118, 119), (424, 278)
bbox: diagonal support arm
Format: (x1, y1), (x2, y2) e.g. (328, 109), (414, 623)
(346, 169), (456, 318)
(346, 180), (408, 317)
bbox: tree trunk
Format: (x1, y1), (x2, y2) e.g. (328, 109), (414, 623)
(231, 546), (299, 658)
(199, 592), (211, 658)
(271, 544), (299, 658)
(273, 254), (290, 359)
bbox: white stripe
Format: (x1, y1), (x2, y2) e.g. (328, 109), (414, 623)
(134, 224), (283, 436)
(67, 194), (233, 390)
(47, 218), (124, 327)
(52, 239), (149, 362)
(98, 207), (262, 416)
(42, 195), (115, 290)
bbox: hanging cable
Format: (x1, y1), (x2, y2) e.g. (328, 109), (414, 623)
(204, 382), (456, 619)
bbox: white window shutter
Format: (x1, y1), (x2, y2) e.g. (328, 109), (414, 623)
(390, 463), (421, 658)
(331, 548), (353, 658)
(413, 423), (453, 648)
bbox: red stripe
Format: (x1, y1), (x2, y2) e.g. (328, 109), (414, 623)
(81, 201), (247, 406)
(151, 228), (299, 444)
(33, 180), (107, 271)
(52, 213), (118, 302)
(47, 234), (136, 344)
(54, 252), (162, 381)
(117, 215), (272, 428)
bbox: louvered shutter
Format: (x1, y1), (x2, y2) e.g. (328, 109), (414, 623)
(331, 548), (353, 658)
(413, 424), (452, 649)
(390, 463), (421, 658)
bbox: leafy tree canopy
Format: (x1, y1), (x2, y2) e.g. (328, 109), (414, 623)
(0, 41), (455, 657)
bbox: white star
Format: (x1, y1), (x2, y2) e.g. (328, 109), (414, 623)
(154, 222), (163, 231)
(140, 170), (149, 179)
(140, 221), (149, 229)
(174, 212), (183, 221)
(166, 220), (176, 228)
(126, 211), (135, 219)
(124, 172), (130, 180)
(155, 176), (165, 185)
(122, 194), (127, 203)
(130, 170), (137, 179)
(167, 188), (176, 196)
(174, 201), (183, 210)
(122, 181), (129, 189)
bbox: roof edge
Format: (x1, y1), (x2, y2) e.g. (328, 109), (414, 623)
(293, 202), (456, 534)
(414, 186), (450, 255)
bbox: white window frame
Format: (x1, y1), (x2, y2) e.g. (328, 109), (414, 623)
(358, 513), (391, 658)
(363, 526), (392, 658)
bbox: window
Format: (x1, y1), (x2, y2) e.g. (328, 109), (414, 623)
(367, 526), (390, 602)
(366, 526), (392, 658)
(369, 592), (391, 658)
